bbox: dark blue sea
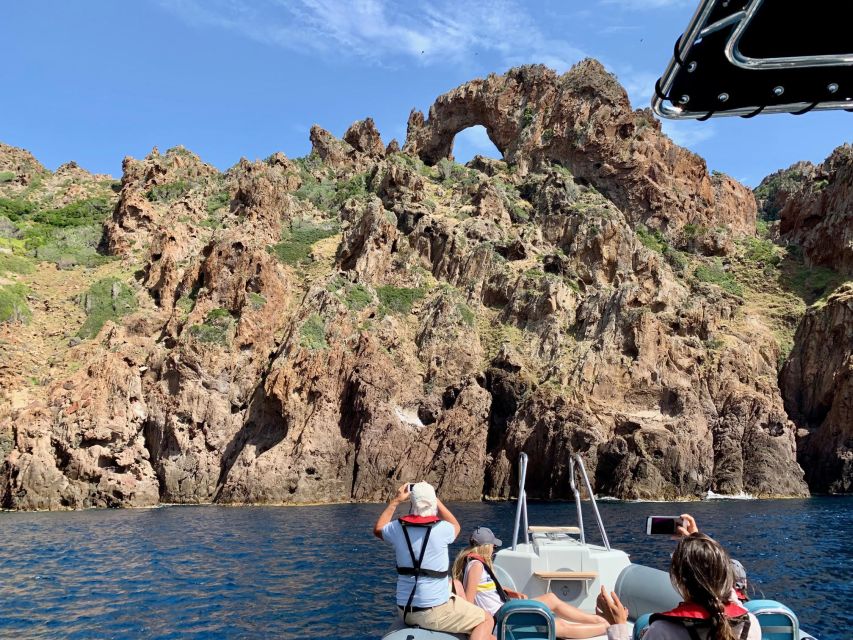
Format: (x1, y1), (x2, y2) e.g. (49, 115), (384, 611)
(0, 497), (850, 639)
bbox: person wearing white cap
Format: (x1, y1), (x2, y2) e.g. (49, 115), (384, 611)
(373, 482), (495, 640)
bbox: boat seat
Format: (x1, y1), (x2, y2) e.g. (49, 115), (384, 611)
(527, 526), (581, 534)
(533, 571), (598, 594)
(742, 600), (800, 640)
(495, 599), (556, 640)
(533, 571), (598, 580)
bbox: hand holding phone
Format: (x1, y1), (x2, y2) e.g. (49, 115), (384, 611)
(676, 514), (699, 536)
(646, 516), (683, 535)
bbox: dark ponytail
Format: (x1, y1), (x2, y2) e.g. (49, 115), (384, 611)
(670, 533), (737, 640)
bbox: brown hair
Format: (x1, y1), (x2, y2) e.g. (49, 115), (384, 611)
(670, 533), (737, 640)
(451, 543), (495, 583)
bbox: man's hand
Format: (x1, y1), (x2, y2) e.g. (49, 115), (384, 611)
(391, 483), (411, 506)
(596, 586), (629, 625)
(676, 513), (699, 537)
(373, 482), (412, 539)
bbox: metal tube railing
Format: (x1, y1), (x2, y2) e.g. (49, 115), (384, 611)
(574, 454), (610, 551)
(511, 453), (528, 551)
(568, 457), (586, 545)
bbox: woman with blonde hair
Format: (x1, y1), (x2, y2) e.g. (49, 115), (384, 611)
(452, 526), (610, 639)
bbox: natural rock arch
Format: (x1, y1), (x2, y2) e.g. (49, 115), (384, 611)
(451, 125), (505, 163)
(404, 60), (757, 242)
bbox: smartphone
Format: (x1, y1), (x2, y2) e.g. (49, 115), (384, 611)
(408, 483), (415, 492)
(646, 516), (682, 535)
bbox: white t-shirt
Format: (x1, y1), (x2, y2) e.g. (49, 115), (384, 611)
(381, 519), (456, 608)
(463, 558), (504, 615)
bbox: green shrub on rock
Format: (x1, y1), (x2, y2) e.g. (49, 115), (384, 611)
(269, 220), (339, 265)
(147, 180), (190, 203)
(0, 253), (35, 275)
(345, 284), (373, 311)
(77, 277), (137, 338)
(377, 285), (425, 315)
(247, 292), (267, 310)
(0, 284), (31, 323)
(694, 261), (743, 296)
(33, 197), (112, 227)
(188, 308), (235, 346)
(636, 224), (668, 253)
(299, 313), (328, 349)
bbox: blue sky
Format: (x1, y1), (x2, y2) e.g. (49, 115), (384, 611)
(1, 0), (849, 186)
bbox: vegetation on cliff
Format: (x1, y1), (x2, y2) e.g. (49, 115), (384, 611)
(0, 63), (850, 510)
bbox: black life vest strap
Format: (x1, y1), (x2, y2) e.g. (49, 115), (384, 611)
(466, 555), (509, 603)
(397, 566), (448, 578)
(685, 625), (701, 640)
(400, 521), (436, 618)
(738, 617), (751, 640)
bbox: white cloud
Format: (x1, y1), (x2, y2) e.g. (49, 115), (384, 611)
(660, 120), (716, 148)
(160, 0), (586, 70)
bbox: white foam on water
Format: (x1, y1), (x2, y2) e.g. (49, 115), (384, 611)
(703, 490), (756, 500)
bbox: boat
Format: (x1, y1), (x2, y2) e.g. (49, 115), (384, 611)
(383, 453), (817, 640)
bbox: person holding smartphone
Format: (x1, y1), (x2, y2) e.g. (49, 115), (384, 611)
(373, 482), (495, 640)
(595, 514), (761, 640)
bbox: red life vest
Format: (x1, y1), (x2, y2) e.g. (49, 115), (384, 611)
(399, 515), (441, 525)
(734, 588), (749, 603)
(650, 602), (751, 640)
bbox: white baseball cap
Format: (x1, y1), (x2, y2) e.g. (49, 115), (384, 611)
(410, 482), (438, 516)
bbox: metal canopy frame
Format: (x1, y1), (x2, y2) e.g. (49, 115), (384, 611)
(652, 0), (853, 119)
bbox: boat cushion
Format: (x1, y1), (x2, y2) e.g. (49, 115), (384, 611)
(742, 599), (799, 640)
(495, 599), (556, 640)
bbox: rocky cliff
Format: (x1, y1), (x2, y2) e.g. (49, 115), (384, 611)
(4, 60), (847, 510)
(756, 143), (853, 276)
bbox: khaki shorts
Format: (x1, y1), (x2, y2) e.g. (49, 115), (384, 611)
(403, 594), (486, 633)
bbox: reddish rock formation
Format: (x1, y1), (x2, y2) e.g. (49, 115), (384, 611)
(2, 62), (820, 510)
(768, 144), (853, 276)
(782, 284), (853, 493)
(404, 61), (757, 252)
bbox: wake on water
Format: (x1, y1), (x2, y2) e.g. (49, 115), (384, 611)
(595, 491), (756, 502)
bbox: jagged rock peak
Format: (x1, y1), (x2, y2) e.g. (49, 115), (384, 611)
(0, 141), (49, 184)
(402, 59), (756, 252)
(344, 117), (385, 157)
(767, 143), (853, 275)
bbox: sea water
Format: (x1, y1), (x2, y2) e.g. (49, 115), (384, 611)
(0, 497), (849, 639)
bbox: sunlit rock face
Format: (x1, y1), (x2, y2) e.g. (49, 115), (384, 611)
(4, 60), (826, 511)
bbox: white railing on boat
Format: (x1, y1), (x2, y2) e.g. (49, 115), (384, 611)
(511, 452), (611, 551)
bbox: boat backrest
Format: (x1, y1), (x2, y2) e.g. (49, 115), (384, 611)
(491, 563), (518, 593)
(631, 613), (653, 640)
(743, 599), (799, 640)
(495, 599), (556, 640)
(615, 563), (681, 620)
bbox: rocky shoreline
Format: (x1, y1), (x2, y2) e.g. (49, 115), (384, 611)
(1, 60), (850, 510)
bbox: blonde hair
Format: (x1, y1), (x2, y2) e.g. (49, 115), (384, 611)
(451, 543), (495, 582)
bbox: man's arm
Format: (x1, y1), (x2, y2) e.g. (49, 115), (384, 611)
(373, 483), (410, 539)
(436, 498), (461, 538)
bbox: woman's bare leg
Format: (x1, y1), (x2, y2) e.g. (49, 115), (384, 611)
(534, 593), (608, 625)
(553, 618), (609, 639)
(469, 612), (496, 640)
